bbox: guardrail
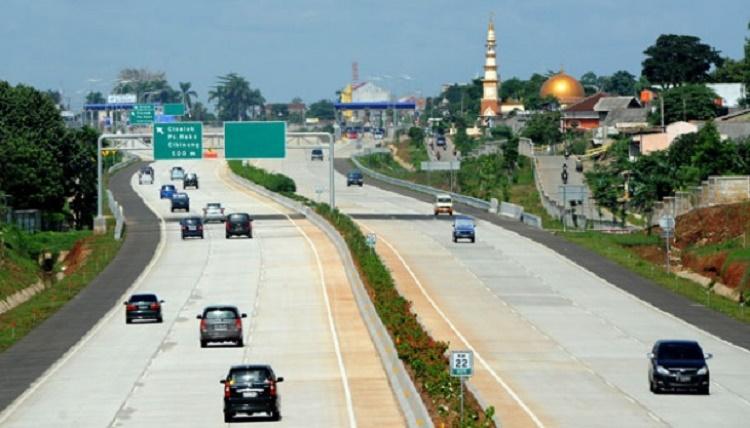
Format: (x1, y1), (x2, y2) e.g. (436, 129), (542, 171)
(106, 190), (125, 240)
(227, 170), (433, 428)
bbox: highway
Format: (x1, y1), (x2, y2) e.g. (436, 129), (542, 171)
(0, 159), (403, 427)
(257, 141), (750, 427)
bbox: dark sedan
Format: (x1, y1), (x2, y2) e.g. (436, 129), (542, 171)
(171, 192), (190, 212)
(221, 364), (283, 422)
(346, 170), (363, 187)
(124, 293), (164, 323)
(226, 212), (253, 238)
(180, 216), (204, 239)
(648, 340), (712, 394)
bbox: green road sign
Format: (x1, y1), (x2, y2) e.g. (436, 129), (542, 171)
(129, 104), (154, 125)
(163, 103), (186, 116)
(153, 122), (203, 160)
(224, 121), (286, 159)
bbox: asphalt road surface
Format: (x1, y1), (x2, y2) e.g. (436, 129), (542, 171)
(0, 159), (403, 427)
(257, 143), (750, 428)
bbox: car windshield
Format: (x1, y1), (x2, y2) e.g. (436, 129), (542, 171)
(186, 174), (196, 179)
(455, 219), (474, 228)
(229, 369), (270, 384)
(162, 185), (175, 190)
(173, 194), (188, 200)
(229, 214), (249, 222)
(658, 343), (703, 360)
(205, 309), (238, 319)
(183, 217), (201, 225)
(438, 197), (451, 204)
(172, 167), (183, 171)
(207, 203), (221, 208)
(312, 149), (322, 154)
(130, 294), (157, 302)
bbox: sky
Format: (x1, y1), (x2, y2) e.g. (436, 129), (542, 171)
(1, 0), (748, 110)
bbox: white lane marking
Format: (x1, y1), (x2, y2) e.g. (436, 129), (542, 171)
(357, 222), (545, 428)
(0, 170), (168, 424)
(217, 164), (358, 428)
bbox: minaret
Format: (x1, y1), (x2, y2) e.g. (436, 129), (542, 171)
(480, 16), (500, 123)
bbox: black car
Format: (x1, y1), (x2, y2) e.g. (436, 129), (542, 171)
(221, 364), (283, 422)
(648, 340), (712, 394)
(180, 216), (204, 239)
(226, 212), (253, 238)
(170, 192), (190, 212)
(346, 170), (363, 187)
(183, 172), (199, 189)
(124, 293), (164, 323)
(436, 135), (447, 147)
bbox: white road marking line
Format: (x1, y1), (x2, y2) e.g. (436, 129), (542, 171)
(218, 164), (357, 428)
(357, 222), (545, 428)
(0, 170), (168, 424)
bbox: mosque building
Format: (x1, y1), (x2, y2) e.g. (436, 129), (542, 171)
(539, 70), (585, 108)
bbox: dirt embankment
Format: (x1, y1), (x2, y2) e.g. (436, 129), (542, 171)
(655, 202), (750, 291)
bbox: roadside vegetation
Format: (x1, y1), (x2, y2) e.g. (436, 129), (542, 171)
(0, 217), (122, 351)
(230, 161), (495, 428)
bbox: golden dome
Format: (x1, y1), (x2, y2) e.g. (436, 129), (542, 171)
(540, 71), (585, 105)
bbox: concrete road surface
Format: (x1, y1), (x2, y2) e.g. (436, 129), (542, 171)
(0, 159), (403, 428)
(256, 144), (750, 428)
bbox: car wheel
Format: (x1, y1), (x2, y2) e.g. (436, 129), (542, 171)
(171, 208), (174, 212)
(271, 410), (281, 421)
(226, 233), (230, 239)
(359, 183), (363, 187)
(125, 318), (132, 324)
(200, 234), (204, 239)
(471, 237), (475, 243)
(200, 340), (207, 348)
(237, 338), (244, 347)
(453, 237), (457, 243)
(224, 413), (233, 423)
(248, 232), (253, 239)
(699, 386), (710, 395)
(157, 316), (163, 323)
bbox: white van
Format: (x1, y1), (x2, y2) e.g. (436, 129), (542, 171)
(434, 194), (453, 216)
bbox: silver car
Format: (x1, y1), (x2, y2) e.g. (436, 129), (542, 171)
(203, 202), (226, 223)
(197, 305), (247, 348)
(170, 166), (185, 180)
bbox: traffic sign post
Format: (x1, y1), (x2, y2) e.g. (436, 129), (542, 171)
(153, 122), (203, 160)
(163, 103), (186, 116)
(450, 350), (474, 424)
(129, 104), (155, 125)
(224, 121), (286, 159)
(659, 215), (676, 273)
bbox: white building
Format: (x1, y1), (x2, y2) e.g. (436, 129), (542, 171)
(351, 82), (390, 103)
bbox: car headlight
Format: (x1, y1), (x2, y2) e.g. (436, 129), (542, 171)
(656, 365), (670, 375)
(697, 366), (708, 375)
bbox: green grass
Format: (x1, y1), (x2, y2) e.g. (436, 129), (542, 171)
(560, 231), (750, 324)
(685, 238), (744, 257)
(0, 218), (122, 352)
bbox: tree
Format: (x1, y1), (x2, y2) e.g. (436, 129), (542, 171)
(188, 101), (216, 123)
(651, 84), (720, 124)
(178, 82), (198, 114)
(711, 57), (746, 82)
(113, 68), (180, 103)
(85, 91), (106, 104)
(208, 73), (265, 121)
(269, 104), (288, 118)
(307, 99), (335, 120)
(521, 111), (561, 145)
(603, 70), (637, 95)
(642, 34), (723, 88)
(407, 126), (424, 145)
(629, 150), (675, 226)
(60, 127), (97, 228)
(44, 90), (62, 107)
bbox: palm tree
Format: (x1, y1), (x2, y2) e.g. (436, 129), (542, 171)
(179, 82), (198, 116)
(208, 73), (265, 121)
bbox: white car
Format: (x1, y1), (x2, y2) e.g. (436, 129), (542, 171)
(203, 202), (226, 223)
(139, 171), (153, 185)
(433, 194), (453, 216)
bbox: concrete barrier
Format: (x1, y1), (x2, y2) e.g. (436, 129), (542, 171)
(522, 213), (543, 229)
(499, 201), (524, 220)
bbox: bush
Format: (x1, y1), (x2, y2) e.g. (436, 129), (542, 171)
(227, 160), (296, 193)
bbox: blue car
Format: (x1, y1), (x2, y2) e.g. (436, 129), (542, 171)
(160, 184), (177, 199)
(452, 216), (476, 243)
